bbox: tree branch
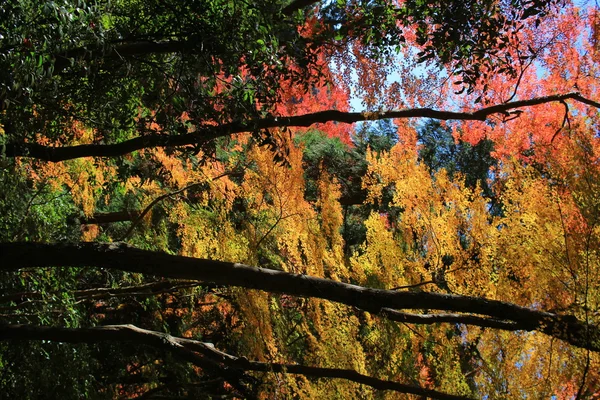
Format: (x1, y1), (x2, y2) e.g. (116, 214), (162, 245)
(80, 210), (141, 225)
(0, 323), (473, 400)
(380, 309), (521, 331)
(53, 40), (193, 72)
(0, 280), (202, 305)
(5, 93), (599, 162)
(1, 241), (599, 352)
(0, 323), (255, 398)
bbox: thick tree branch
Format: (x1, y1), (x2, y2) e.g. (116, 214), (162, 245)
(0, 323), (472, 400)
(240, 362), (472, 399)
(1, 241), (599, 351)
(5, 93), (598, 162)
(0, 323), (255, 398)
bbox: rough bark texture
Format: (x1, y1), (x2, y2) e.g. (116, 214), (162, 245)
(5, 93), (598, 162)
(2, 241), (599, 351)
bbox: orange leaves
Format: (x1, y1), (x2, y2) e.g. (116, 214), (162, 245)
(454, 5), (600, 168)
(151, 148), (192, 188)
(277, 80), (352, 144)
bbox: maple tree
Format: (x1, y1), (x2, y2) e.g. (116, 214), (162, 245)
(2, 0), (600, 399)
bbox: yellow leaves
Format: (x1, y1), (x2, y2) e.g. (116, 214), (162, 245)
(152, 148), (193, 188)
(352, 134), (600, 394)
(317, 171), (343, 246)
(81, 224), (99, 241)
(473, 330), (594, 398)
(493, 160), (584, 306)
(174, 201), (250, 263)
(363, 140), (497, 295)
(351, 212), (404, 287)
(362, 135), (600, 311)
(28, 157), (117, 218)
(297, 299), (369, 398)
(236, 290), (278, 362)
(315, 171), (347, 279)
(363, 127), (418, 203)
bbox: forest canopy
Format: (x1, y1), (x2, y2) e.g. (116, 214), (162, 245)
(1, 0), (600, 398)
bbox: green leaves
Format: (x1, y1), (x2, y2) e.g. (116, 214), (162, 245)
(0, 0), (313, 149)
(398, 0), (562, 92)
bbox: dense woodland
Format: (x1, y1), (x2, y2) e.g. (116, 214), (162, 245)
(1, 0), (600, 398)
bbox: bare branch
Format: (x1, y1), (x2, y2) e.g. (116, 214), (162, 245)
(380, 309), (521, 331)
(81, 210), (142, 225)
(0, 280), (203, 306)
(390, 280), (436, 290)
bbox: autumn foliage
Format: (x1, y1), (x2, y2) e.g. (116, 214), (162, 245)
(2, 0), (600, 399)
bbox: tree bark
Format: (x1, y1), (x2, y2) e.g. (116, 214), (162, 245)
(81, 211), (141, 225)
(1, 241), (599, 352)
(0, 323), (473, 400)
(5, 93), (598, 162)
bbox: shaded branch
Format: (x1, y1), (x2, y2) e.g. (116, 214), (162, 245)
(6, 93), (599, 162)
(53, 40), (193, 72)
(390, 281), (436, 291)
(0, 323), (472, 400)
(134, 380), (225, 400)
(1, 241), (599, 351)
(240, 362), (472, 399)
(0, 323), (255, 398)
(380, 309), (521, 331)
(81, 210), (141, 225)
(0, 280), (202, 306)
